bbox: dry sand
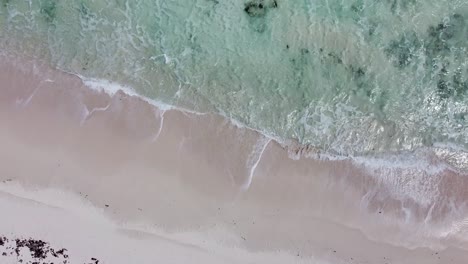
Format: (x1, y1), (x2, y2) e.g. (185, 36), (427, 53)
(1, 54), (468, 263)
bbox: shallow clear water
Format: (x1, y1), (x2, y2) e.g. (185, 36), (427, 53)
(1, 0), (467, 156)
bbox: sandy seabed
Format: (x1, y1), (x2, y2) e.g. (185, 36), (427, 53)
(1, 54), (468, 264)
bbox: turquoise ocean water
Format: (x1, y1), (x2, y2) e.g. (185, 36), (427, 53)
(1, 0), (467, 159)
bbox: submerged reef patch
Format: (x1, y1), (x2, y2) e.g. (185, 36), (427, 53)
(243, 0), (278, 33)
(244, 0), (278, 17)
(385, 32), (421, 69)
(40, 0), (57, 23)
(385, 13), (468, 100)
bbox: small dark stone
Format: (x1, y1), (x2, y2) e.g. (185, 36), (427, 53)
(286, 45), (289, 49)
(0, 236), (4, 246)
(105, 204), (109, 208)
(2, 252), (6, 256)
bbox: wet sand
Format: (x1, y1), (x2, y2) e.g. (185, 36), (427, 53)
(1, 54), (468, 263)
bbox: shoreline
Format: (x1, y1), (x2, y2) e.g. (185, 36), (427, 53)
(68, 66), (468, 176)
(1, 53), (468, 263)
(4, 51), (468, 175)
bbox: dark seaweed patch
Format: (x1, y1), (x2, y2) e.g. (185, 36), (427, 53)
(388, 0), (416, 14)
(437, 79), (450, 98)
(384, 32), (421, 68)
(352, 66), (367, 89)
(453, 69), (468, 95)
(1, 235), (98, 263)
(353, 67), (365, 78)
(244, 1), (267, 17)
(436, 64), (450, 98)
(348, 65), (375, 98)
(327, 52), (342, 64)
(426, 23), (453, 57)
(244, 0), (278, 17)
(40, 0), (57, 23)
(79, 2), (93, 21)
(425, 14), (466, 60)
(424, 14), (468, 99)
(289, 49), (309, 90)
(435, 64), (467, 99)
(242, 1), (278, 33)
(1, 0), (9, 8)
(15, 239), (48, 259)
(368, 22), (377, 37)
(350, 3), (363, 13)
(385, 14), (468, 99)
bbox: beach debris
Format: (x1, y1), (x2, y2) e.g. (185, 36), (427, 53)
(0, 235), (100, 264)
(89, 257), (99, 264)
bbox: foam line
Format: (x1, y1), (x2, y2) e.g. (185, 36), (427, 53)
(80, 104), (111, 126)
(17, 79), (53, 107)
(66, 70), (466, 179)
(242, 137), (271, 191)
(151, 109), (166, 142)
